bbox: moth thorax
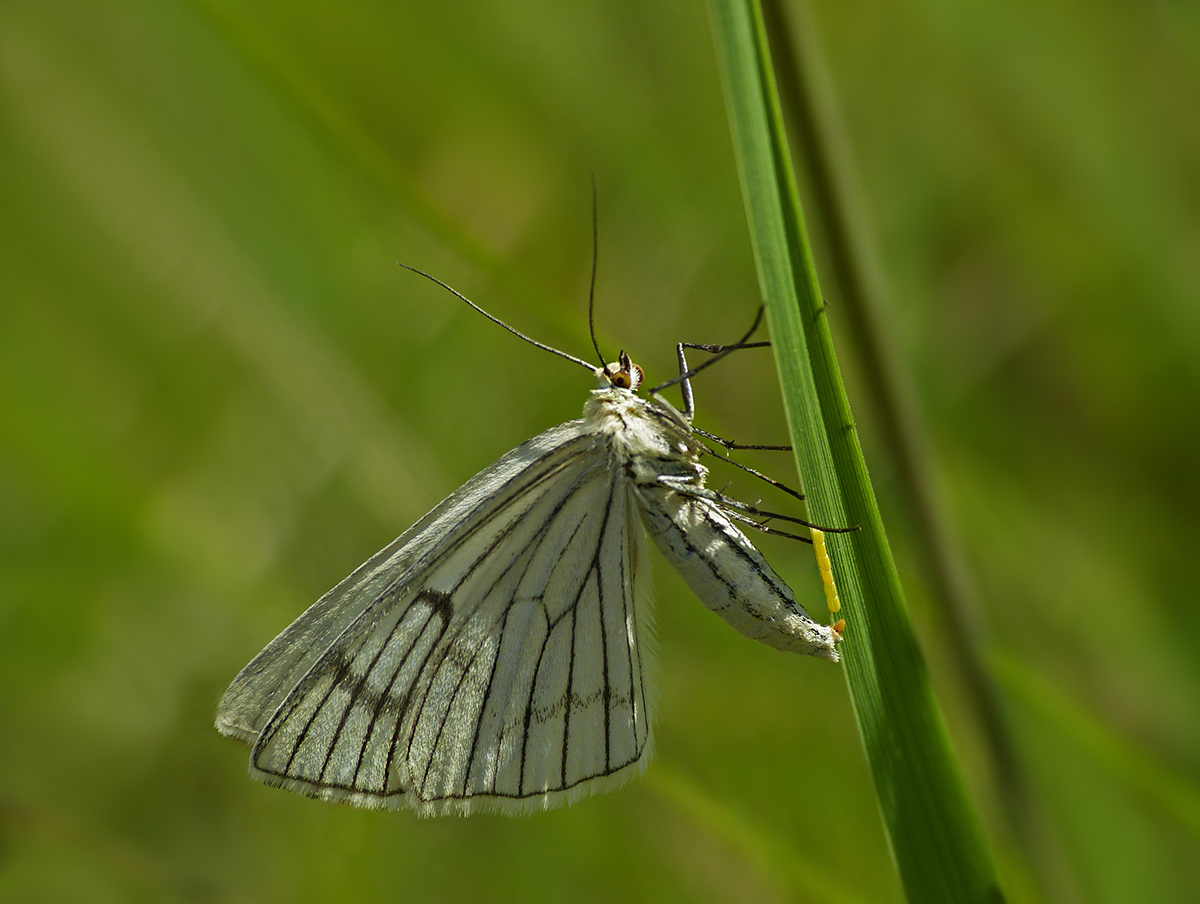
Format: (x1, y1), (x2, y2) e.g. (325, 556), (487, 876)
(600, 351), (643, 391)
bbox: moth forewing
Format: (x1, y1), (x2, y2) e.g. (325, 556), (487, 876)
(218, 419), (658, 814)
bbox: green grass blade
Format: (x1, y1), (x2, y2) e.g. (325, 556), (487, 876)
(707, 2), (1005, 901)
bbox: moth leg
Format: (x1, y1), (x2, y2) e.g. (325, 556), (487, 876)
(646, 306), (767, 402)
(655, 474), (857, 537)
(690, 439), (806, 503)
(691, 427), (790, 453)
(678, 339), (771, 354)
(676, 342), (696, 421)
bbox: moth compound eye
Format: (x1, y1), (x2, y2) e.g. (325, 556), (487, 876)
(602, 360), (630, 388)
(602, 357), (642, 391)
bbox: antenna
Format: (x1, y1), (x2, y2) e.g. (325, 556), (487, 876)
(397, 263), (598, 376)
(587, 175), (606, 367)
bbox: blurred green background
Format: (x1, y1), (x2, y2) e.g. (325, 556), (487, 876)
(2, 0), (1198, 901)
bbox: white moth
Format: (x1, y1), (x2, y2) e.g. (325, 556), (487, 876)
(217, 275), (843, 816)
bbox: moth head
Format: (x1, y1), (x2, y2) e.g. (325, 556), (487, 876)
(599, 351), (644, 391)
